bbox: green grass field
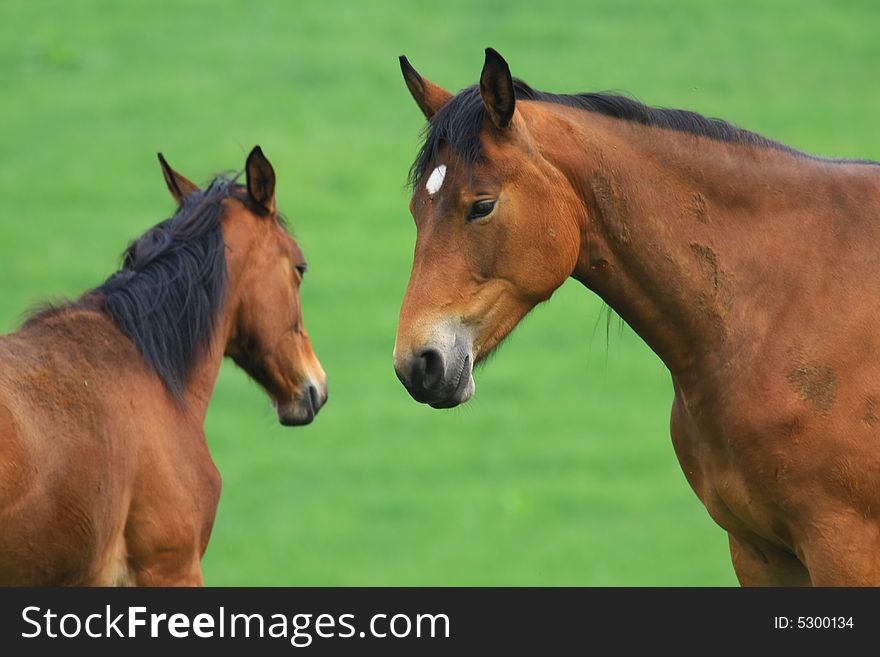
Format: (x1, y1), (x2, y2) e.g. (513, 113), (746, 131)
(1, 0), (878, 585)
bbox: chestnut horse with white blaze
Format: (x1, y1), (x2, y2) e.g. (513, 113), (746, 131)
(393, 48), (880, 585)
(0, 147), (327, 585)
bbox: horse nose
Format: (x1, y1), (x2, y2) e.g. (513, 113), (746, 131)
(395, 347), (446, 402)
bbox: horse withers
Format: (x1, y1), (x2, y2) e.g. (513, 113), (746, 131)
(0, 147), (327, 585)
(393, 49), (880, 585)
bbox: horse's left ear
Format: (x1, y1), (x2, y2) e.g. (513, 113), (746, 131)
(157, 153), (199, 204)
(245, 146), (276, 214)
(479, 48), (515, 129)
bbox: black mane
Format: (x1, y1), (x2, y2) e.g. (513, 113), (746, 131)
(410, 80), (874, 186)
(28, 176), (243, 399)
(101, 176), (244, 397)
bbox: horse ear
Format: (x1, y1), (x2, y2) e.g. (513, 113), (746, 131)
(399, 55), (453, 119)
(245, 146), (276, 214)
(157, 153), (199, 204)
(479, 48), (515, 129)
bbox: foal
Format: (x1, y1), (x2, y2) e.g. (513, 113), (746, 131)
(393, 49), (880, 585)
(0, 147), (326, 585)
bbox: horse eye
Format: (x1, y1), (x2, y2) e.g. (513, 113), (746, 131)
(295, 263), (308, 277)
(467, 200), (496, 222)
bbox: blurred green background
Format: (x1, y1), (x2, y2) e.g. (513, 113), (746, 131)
(1, 0), (878, 585)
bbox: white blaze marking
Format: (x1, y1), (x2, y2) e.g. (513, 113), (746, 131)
(426, 165), (447, 195)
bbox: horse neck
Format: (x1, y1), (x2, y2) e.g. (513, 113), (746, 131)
(541, 107), (875, 390)
(181, 319), (230, 426)
(180, 226), (245, 425)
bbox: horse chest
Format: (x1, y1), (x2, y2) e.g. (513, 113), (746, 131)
(668, 392), (784, 540)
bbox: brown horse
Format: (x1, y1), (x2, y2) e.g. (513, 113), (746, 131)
(0, 146), (327, 585)
(393, 48), (880, 585)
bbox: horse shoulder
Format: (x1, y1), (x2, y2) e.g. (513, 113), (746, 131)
(0, 394), (33, 515)
(123, 419), (221, 584)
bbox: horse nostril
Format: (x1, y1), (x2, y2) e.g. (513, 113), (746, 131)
(308, 385), (322, 413)
(418, 348), (444, 390)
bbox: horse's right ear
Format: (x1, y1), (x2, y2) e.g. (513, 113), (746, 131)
(399, 55), (453, 119)
(157, 153), (199, 204)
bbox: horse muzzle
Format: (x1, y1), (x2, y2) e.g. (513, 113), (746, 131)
(277, 379), (328, 426)
(394, 330), (475, 408)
